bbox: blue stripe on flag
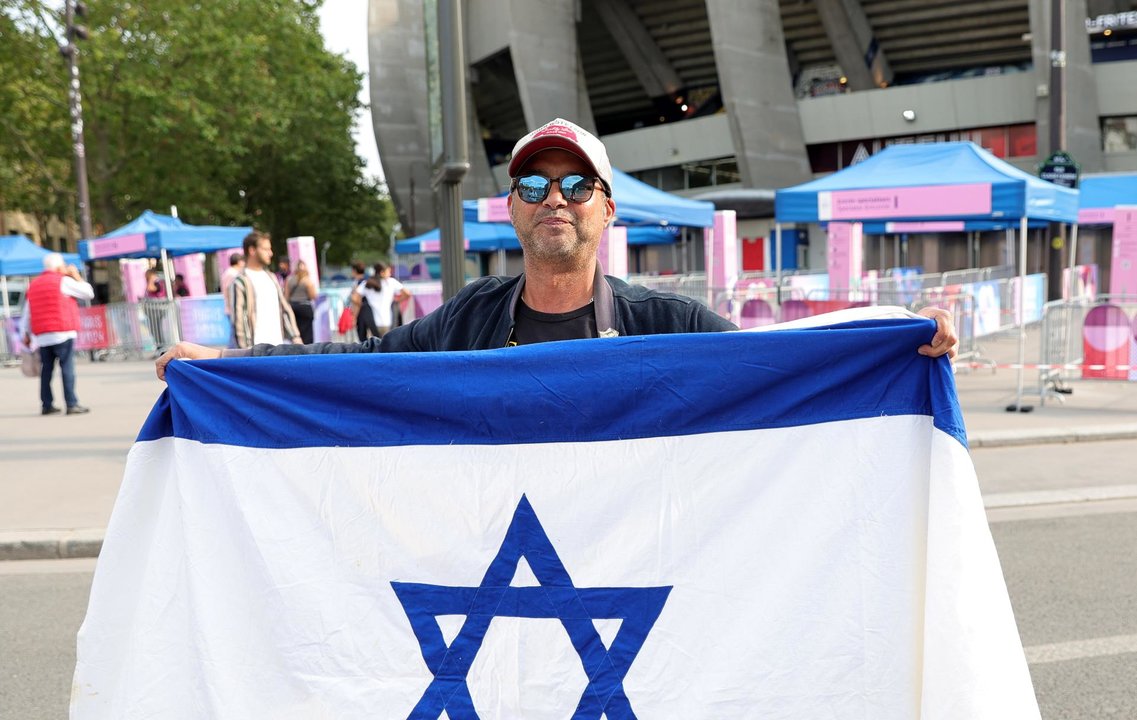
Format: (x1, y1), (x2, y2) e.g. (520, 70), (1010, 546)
(139, 317), (965, 448)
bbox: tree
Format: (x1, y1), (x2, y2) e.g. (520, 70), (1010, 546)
(0, 2), (76, 244)
(0, 0), (397, 263)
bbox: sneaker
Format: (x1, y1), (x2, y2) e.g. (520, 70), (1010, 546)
(41, 406), (61, 415)
(66, 405), (90, 415)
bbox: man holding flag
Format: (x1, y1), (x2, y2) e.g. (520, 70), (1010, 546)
(75, 120), (1046, 720)
(155, 118), (956, 376)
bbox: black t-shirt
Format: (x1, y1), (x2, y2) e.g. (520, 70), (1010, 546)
(510, 299), (597, 345)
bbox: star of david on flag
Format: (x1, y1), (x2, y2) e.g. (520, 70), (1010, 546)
(73, 312), (1042, 719)
(392, 495), (670, 719)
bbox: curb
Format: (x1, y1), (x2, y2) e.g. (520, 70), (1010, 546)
(984, 484), (1137, 509)
(968, 424), (1137, 449)
(0, 529), (103, 562)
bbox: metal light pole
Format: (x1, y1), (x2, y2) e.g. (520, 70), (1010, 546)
(433, 0), (470, 300)
(1046, 0), (1067, 302)
(62, 0), (93, 241)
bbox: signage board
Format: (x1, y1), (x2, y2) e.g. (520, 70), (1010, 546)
(1038, 151), (1079, 189)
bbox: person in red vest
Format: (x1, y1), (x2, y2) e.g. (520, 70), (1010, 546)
(19, 252), (95, 415)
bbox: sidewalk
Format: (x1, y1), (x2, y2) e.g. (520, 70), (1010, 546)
(2, 330), (1135, 560)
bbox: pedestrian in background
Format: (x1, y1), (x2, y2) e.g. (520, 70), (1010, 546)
(229, 231), (301, 349)
(173, 274), (190, 298)
(285, 260), (318, 344)
(220, 252), (244, 317)
(353, 262), (411, 339)
(349, 261), (374, 341)
(144, 269), (166, 299)
(275, 258), (291, 287)
(19, 253), (93, 415)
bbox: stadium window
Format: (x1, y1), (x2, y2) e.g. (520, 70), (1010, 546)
(1102, 116), (1137, 152)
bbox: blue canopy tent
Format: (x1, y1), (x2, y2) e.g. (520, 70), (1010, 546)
(0, 235), (81, 276)
(1078, 173), (1137, 224)
(775, 142), (1079, 225)
(0, 235), (82, 317)
(78, 211), (252, 342)
(79, 210), (251, 262)
(80, 210), (251, 304)
(775, 141), (1080, 409)
(395, 221), (522, 254)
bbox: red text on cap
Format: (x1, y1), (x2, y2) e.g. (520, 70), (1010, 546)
(534, 124), (577, 142)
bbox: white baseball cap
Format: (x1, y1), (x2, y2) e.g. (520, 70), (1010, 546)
(507, 118), (613, 192)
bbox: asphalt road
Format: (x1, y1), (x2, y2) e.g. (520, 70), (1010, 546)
(0, 559), (94, 720)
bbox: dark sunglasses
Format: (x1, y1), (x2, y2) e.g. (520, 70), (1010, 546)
(511, 174), (609, 204)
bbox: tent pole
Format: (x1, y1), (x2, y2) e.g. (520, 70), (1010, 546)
(1010, 216), (1030, 412)
(1, 275), (9, 319)
(774, 223), (783, 307)
(160, 248), (181, 344)
(1067, 222), (1079, 300)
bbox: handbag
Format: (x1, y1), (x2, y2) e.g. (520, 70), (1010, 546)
(20, 349), (41, 378)
(336, 305), (355, 334)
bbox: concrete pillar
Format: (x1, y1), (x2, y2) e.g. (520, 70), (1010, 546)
(1029, 0), (1104, 171)
(506, 0), (596, 131)
(369, 0), (500, 235)
(705, 0), (812, 189)
(814, 0), (892, 91)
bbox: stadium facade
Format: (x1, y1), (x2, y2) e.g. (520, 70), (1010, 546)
(368, 0), (1137, 278)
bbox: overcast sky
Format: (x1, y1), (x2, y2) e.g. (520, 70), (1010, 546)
(317, 0), (384, 182)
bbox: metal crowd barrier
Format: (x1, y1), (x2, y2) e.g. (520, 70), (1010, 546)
(0, 317), (16, 365)
(1038, 294), (1137, 404)
(94, 300), (179, 359)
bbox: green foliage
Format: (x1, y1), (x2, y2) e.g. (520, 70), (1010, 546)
(0, 0), (396, 262)
(0, 2), (74, 225)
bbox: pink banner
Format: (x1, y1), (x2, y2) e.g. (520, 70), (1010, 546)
(883, 221), (966, 233)
(827, 222), (863, 294)
(704, 210), (738, 291)
(598, 226), (627, 279)
(477, 197), (510, 223)
(76, 306), (110, 350)
(419, 239), (471, 253)
(121, 259), (150, 303)
(214, 248), (243, 287)
(287, 236), (320, 290)
(173, 254), (207, 296)
(819, 183), (991, 221)
(85, 234), (147, 259)
(1078, 208), (1116, 225)
(1110, 206), (1137, 296)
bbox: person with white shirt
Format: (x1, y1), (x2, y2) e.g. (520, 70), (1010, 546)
(20, 253), (95, 415)
(351, 262), (412, 338)
(228, 231), (300, 349)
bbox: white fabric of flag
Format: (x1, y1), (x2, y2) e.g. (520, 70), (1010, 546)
(72, 315), (1040, 719)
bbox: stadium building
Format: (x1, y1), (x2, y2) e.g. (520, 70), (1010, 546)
(368, 0), (1137, 280)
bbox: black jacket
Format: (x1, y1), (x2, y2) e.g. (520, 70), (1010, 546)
(248, 273), (737, 356)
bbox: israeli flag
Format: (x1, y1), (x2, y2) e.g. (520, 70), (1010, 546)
(73, 315), (1039, 719)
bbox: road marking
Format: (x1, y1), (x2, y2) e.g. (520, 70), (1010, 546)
(984, 484), (1137, 509)
(1025, 634), (1137, 665)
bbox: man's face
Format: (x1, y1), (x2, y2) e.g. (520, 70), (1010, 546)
(507, 148), (615, 268)
(255, 239), (273, 267)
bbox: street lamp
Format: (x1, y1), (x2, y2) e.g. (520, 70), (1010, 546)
(60, 0), (93, 242)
